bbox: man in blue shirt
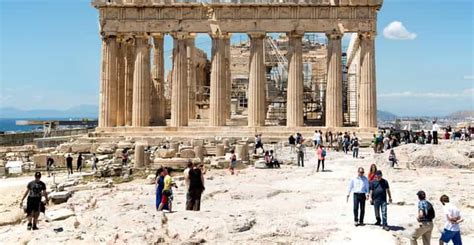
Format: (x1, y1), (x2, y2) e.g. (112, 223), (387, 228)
(409, 190), (434, 245)
(369, 170), (392, 231)
(347, 167), (370, 226)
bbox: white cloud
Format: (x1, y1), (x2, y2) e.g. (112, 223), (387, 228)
(383, 21), (417, 40)
(379, 89), (473, 98)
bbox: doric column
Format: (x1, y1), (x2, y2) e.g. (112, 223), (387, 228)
(287, 31), (304, 127)
(325, 31), (343, 128)
(98, 34), (118, 128)
(247, 32), (266, 127)
(358, 31), (377, 128)
(224, 34), (232, 120)
(151, 33), (166, 126)
(123, 37), (135, 126)
(170, 32), (189, 127)
(116, 38), (126, 126)
(209, 32), (227, 126)
(132, 34), (151, 127)
(186, 34), (197, 120)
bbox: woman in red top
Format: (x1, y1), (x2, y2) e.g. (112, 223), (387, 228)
(368, 164), (377, 182)
(316, 145), (326, 172)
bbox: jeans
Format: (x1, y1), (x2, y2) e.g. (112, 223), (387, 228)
(297, 152), (304, 167)
(353, 147), (359, 158)
(317, 159), (324, 171)
(374, 201), (388, 226)
(409, 222), (433, 245)
(353, 193), (366, 223)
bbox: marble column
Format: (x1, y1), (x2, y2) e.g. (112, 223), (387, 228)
(358, 31), (377, 128)
(209, 33), (227, 126)
(325, 31), (343, 128)
(247, 32), (266, 127)
(286, 31), (304, 127)
(170, 32), (189, 127)
(151, 33), (166, 126)
(123, 38), (135, 126)
(98, 35), (118, 128)
(224, 34), (232, 120)
(116, 39), (126, 126)
(132, 35), (151, 127)
(186, 34), (197, 120)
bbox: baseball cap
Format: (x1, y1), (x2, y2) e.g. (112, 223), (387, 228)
(375, 170), (382, 176)
(34, 172), (41, 178)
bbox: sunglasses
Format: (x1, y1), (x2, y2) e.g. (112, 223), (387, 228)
(358, 171), (364, 174)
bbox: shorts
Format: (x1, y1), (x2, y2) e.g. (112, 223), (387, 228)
(440, 229), (462, 245)
(26, 197), (41, 216)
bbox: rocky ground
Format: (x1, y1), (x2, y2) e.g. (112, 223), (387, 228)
(0, 143), (473, 244)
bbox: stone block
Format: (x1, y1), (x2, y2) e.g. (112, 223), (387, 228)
(33, 154), (65, 168)
(153, 158), (192, 169)
(235, 143), (249, 162)
(194, 146), (205, 162)
(210, 159), (230, 169)
(46, 209), (75, 221)
(0, 167), (5, 177)
(117, 141), (133, 149)
(134, 143), (146, 168)
(192, 139), (204, 147)
(180, 149), (195, 158)
(254, 160), (267, 169)
(49, 191), (72, 204)
(216, 144), (225, 157)
(96, 143), (117, 154)
(222, 139), (230, 147)
(57, 144), (72, 153)
(71, 143), (92, 153)
(155, 149), (177, 159)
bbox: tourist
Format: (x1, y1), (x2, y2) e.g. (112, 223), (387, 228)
(66, 154), (73, 176)
(19, 172), (48, 230)
(316, 145), (326, 172)
(426, 131), (433, 144)
(313, 130), (321, 147)
(76, 153), (83, 172)
(369, 170), (392, 231)
(264, 151), (273, 168)
(352, 137), (360, 158)
(347, 167), (370, 226)
(439, 195), (463, 245)
(409, 190), (435, 245)
(372, 134), (378, 153)
(377, 132), (384, 153)
(288, 134), (296, 153)
(319, 130), (324, 145)
(158, 167), (177, 212)
(432, 121), (440, 144)
(269, 150), (280, 168)
(296, 141), (305, 167)
(91, 153), (99, 172)
(46, 155), (54, 177)
(368, 164), (377, 182)
(229, 149), (237, 175)
(183, 160), (193, 210)
(343, 132), (350, 154)
(254, 134), (264, 154)
(389, 149), (398, 168)
(187, 164), (205, 211)
(383, 136), (390, 151)
(155, 168), (168, 211)
(122, 149), (129, 166)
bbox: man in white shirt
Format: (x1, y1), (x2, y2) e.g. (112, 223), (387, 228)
(313, 130), (321, 147)
(439, 195), (463, 245)
(347, 167), (370, 226)
(183, 160), (193, 210)
(432, 121), (440, 144)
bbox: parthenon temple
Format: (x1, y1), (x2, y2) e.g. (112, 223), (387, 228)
(92, 0), (382, 139)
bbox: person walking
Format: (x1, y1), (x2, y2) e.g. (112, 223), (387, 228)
(76, 153), (83, 172)
(313, 130), (321, 147)
(254, 134), (264, 154)
(432, 121), (440, 144)
(368, 164), (377, 182)
(155, 168), (168, 211)
(347, 167), (370, 226)
(46, 155), (54, 177)
(296, 142), (305, 167)
(439, 195), (463, 245)
(369, 170), (392, 231)
(229, 150), (237, 175)
(20, 172), (48, 230)
(91, 153), (99, 172)
(187, 165), (205, 211)
(409, 190), (435, 245)
(352, 137), (360, 158)
(316, 145), (326, 172)
(389, 149), (398, 168)
(66, 154), (73, 176)
(158, 168), (177, 212)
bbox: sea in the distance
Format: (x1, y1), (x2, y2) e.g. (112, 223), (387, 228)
(0, 118), (93, 133)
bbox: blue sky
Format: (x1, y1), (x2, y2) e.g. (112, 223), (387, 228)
(0, 0), (472, 117)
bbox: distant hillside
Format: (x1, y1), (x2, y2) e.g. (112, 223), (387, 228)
(0, 105), (98, 119)
(446, 110), (474, 120)
(377, 110), (398, 121)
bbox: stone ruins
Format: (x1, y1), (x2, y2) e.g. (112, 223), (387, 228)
(92, 0), (382, 139)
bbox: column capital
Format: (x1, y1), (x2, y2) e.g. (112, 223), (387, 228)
(248, 31), (266, 39)
(325, 30), (343, 40)
(171, 32), (190, 40)
(288, 30), (305, 38)
(209, 32), (229, 39)
(150, 33), (164, 39)
(358, 31), (377, 40)
(133, 32), (149, 40)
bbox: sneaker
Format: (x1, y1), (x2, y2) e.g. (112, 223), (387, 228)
(27, 223), (32, 230)
(358, 222), (365, 226)
(383, 226), (390, 231)
(374, 221), (381, 226)
(354, 222), (359, 227)
(32, 225), (38, 230)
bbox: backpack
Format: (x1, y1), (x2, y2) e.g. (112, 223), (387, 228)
(321, 149), (327, 157)
(424, 201), (436, 221)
